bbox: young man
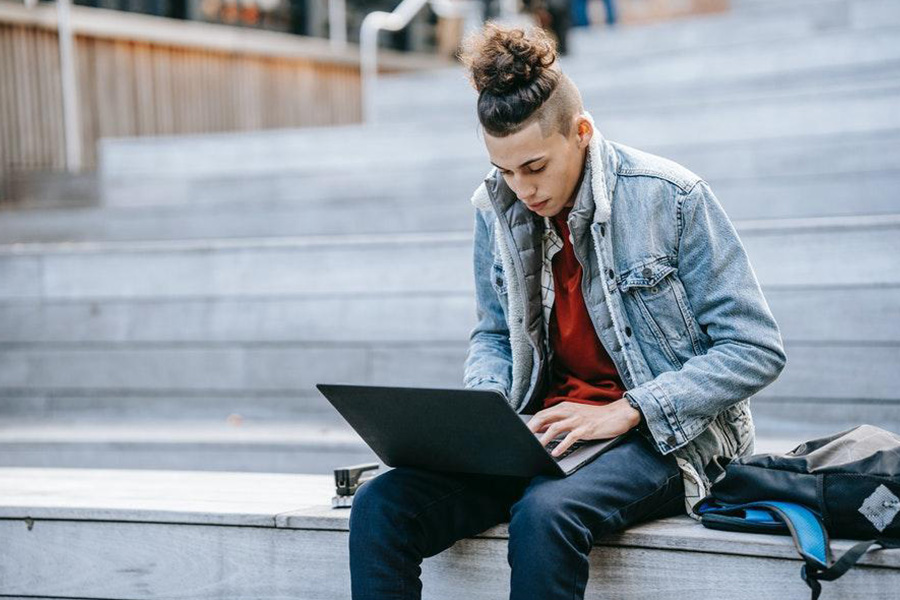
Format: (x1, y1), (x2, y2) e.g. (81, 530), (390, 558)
(348, 23), (786, 600)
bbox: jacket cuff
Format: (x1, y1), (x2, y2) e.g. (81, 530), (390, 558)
(465, 378), (509, 399)
(624, 382), (688, 454)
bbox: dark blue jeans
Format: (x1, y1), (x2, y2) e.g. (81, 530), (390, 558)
(348, 428), (684, 599)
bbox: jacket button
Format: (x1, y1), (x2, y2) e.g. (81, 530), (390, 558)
(642, 267), (652, 279)
(625, 326), (632, 337)
(607, 269), (614, 280)
(666, 434), (677, 447)
(495, 277), (503, 287)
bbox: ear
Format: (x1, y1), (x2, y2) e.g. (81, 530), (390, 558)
(574, 115), (593, 149)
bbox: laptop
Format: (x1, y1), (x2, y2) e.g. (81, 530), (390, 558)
(315, 383), (630, 478)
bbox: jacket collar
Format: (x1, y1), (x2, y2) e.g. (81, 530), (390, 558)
(470, 109), (618, 224)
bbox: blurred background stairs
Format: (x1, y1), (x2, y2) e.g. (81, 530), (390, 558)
(1, 0), (899, 474)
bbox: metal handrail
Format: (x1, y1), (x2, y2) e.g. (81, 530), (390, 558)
(24, 0), (81, 172)
(361, 0), (497, 125)
(57, 0), (81, 172)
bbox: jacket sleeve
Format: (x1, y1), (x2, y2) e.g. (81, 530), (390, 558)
(624, 180), (787, 455)
(463, 208), (513, 398)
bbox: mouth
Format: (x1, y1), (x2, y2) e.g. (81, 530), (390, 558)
(528, 199), (550, 210)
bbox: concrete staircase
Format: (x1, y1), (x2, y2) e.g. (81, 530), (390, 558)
(2, 1), (900, 598)
(1, 0), (899, 477)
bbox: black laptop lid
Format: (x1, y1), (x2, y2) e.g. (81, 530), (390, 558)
(316, 383), (563, 477)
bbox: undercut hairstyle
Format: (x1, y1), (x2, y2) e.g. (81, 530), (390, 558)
(458, 21), (583, 139)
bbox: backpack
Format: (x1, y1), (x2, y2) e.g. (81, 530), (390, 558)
(692, 424), (900, 599)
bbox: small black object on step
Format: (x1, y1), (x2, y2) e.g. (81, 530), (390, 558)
(332, 463), (380, 508)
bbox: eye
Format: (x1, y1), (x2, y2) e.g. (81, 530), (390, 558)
(500, 165), (546, 176)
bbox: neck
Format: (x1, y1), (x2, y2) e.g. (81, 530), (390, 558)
(564, 149), (588, 208)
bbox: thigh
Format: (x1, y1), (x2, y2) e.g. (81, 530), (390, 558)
(351, 465), (528, 558)
(512, 429), (683, 537)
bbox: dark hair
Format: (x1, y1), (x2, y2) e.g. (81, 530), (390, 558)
(458, 21), (582, 138)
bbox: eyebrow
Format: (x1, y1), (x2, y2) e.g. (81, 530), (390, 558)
(490, 156), (546, 171)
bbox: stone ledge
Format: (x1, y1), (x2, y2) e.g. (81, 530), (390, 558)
(1, 467), (898, 599)
(1, 467), (897, 568)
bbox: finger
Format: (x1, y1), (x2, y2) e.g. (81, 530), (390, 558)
(526, 414), (544, 433)
(527, 407), (563, 433)
(539, 419), (576, 446)
(551, 430), (584, 457)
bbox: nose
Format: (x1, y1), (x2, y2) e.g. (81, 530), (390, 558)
(509, 176), (537, 202)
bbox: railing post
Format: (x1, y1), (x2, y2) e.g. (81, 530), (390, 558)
(57, 0), (82, 173)
(360, 11), (381, 125)
(328, 0), (346, 51)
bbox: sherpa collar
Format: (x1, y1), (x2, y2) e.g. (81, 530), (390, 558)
(469, 109), (617, 224)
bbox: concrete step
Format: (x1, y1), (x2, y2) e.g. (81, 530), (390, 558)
(3, 369), (898, 430)
(378, 52), (900, 128)
(732, 0), (894, 18)
(0, 170), (99, 210)
(377, 58), (900, 125)
(374, 25), (900, 122)
(98, 88), (900, 208)
(0, 413), (895, 474)
(2, 163), (900, 243)
(566, 28), (900, 96)
(572, 0), (900, 57)
(567, 7), (821, 59)
(4, 129), (898, 241)
(0, 390), (348, 423)
(0, 280), (896, 345)
(0, 420), (378, 475)
(1, 214), (896, 301)
(0, 467), (897, 599)
(0, 341), (895, 415)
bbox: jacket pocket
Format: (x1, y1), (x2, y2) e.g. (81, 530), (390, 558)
(618, 258), (690, 370)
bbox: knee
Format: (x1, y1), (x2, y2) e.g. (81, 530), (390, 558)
(348, 471), (406, 542)
(507, 490), (594, 571)
(509, 488), (591, 548)
(352, 466), (402, 505)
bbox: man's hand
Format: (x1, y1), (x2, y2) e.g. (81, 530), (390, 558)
(525, 399), (642, 457)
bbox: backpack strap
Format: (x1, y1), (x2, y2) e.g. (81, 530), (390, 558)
(697, 500), (829, 567)
(802, 536), (900, 599)
(695, 499), (900, 600)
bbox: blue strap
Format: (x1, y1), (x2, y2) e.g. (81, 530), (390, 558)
(697, 499), (829, 567)
(744, 507), (778, 523)
(697, 499), (900, 600)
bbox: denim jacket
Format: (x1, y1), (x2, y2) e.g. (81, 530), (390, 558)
(463, 110), (787, 518)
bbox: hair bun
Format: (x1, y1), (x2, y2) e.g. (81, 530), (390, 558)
(460, 22), (558, 96)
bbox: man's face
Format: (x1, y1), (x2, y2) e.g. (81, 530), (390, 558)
(484, 115), (592, 218)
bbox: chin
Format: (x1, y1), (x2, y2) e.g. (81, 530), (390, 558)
(546, 204), (565, 217)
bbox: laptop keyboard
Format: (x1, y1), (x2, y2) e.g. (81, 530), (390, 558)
(545, 439), (589, 460)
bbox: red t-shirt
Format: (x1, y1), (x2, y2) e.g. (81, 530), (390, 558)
(542, 205), (627, 410)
